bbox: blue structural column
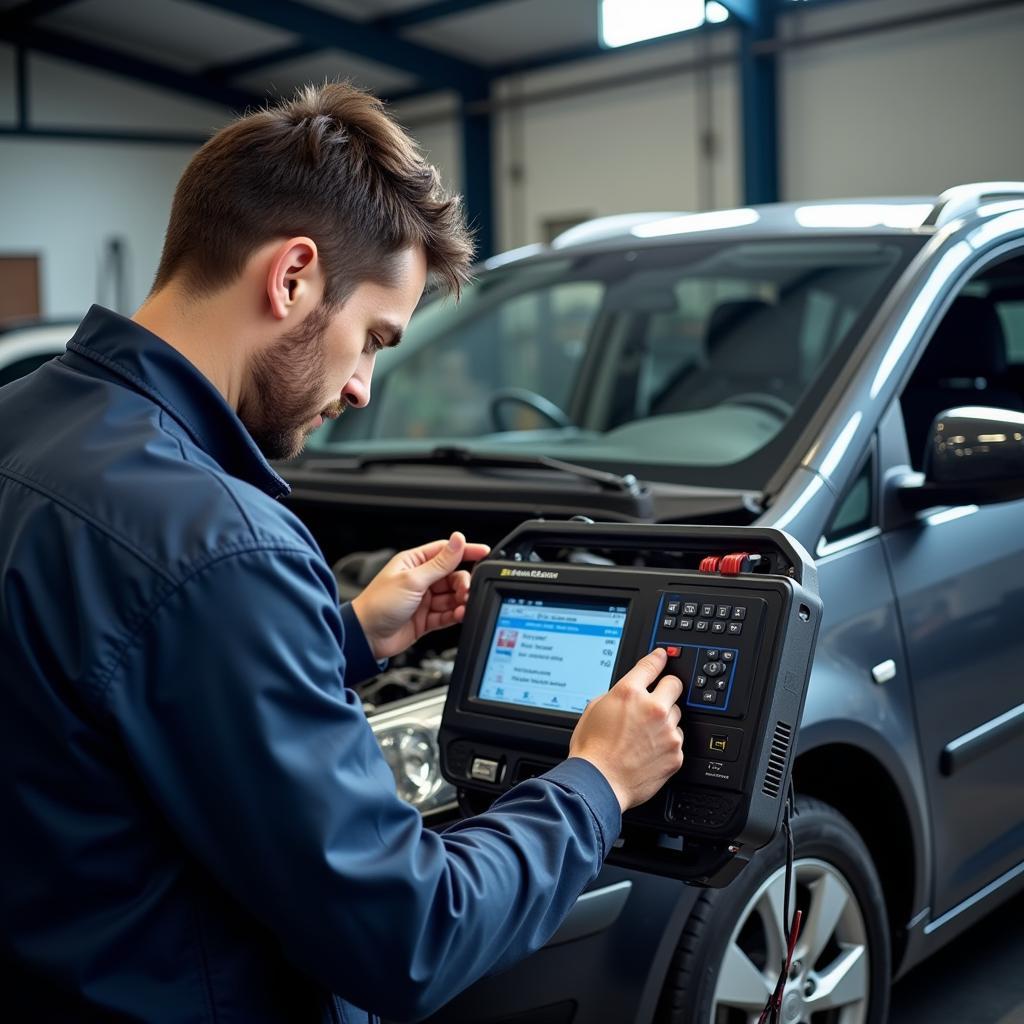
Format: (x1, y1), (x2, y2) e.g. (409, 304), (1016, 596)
(461, 82), (495, 261)
(738, 1), (779, 205)
(16, 45), (28, 130)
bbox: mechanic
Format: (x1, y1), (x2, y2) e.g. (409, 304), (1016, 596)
(0, 83), (685, 1024)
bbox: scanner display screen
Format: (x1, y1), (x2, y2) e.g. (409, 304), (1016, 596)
(476, 595), (628, 714)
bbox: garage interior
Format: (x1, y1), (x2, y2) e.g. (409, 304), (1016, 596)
(2, 2), (1024, 1023)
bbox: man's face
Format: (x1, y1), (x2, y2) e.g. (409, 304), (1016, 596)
(239, 246), (428, 460)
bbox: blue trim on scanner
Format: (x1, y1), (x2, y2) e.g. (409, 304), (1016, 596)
(680, 643), (739, 713)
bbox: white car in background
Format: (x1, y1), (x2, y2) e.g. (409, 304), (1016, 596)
(0, 320), (77, 389)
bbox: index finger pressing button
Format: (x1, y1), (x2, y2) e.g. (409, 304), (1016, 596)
(653, 673), (685, 708)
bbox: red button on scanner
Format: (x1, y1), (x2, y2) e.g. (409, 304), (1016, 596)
(664, 645), (681, 658)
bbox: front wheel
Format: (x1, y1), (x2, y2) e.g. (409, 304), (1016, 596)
(656, 797), (891, 1024)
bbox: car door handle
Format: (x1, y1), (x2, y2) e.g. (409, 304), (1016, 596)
(872, 660), (896, 684)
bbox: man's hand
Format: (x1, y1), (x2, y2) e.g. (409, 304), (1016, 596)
(350, 532), (490, 660)
(568, 648), (685, 812)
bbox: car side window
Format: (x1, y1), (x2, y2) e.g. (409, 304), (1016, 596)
(822, 454), (875, 549)
(898, 252), (1024, 469)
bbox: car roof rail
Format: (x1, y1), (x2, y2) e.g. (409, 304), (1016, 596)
(550, 212), (688, 249)
(925, 182), (1024, 227)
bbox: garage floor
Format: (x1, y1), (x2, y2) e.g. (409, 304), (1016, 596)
(890, 891), (1024, 1023)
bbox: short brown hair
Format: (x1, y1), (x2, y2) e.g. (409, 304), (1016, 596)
(153, 82), (473, 304)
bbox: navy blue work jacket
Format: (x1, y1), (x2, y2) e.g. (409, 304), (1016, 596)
(0, 306), (621, 1024)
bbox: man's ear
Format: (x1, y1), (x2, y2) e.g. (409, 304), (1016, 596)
(266, 237), (321, 320)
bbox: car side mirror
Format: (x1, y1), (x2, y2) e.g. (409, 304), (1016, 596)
(898, 406), (1024, 509)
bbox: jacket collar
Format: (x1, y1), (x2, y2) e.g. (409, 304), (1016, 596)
(65, 305), (290, 499)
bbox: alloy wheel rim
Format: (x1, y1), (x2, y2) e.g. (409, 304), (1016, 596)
(709, 857), (870, 1024)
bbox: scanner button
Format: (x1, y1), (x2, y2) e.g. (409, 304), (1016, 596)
(727, 622), (743, 636)
(709, 735), (730, 754)
(683, 602), (699, 616)
(716, 605), (731, 619)
(711, 621), (727, 634)
(661, 616), (677, 629)
(721, 650), (735, 663)
(715, 679), (728, 691)
(679, 618), (694, 631)
(695, 620), (709, 632)
(731, 606), (747, 621)
(665, 600), (681, 615)
(664, 645), (681, 658)
(704, 648), (720, 660)
(694, 674), (708, 689)
(701, 690), (719, 704)
(470, 757), (501, 783)
(700, 604), (715, 618)
(704, 661), (725, 676)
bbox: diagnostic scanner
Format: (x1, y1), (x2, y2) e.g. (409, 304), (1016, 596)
(439, 520), (822, 887)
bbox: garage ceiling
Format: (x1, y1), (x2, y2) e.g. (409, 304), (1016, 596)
(0, 0), (640, 105)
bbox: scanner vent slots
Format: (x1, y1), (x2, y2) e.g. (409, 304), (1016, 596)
(762, 721), (793, 798)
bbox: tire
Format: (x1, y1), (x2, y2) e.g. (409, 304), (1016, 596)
(656, 796), (891, 1024)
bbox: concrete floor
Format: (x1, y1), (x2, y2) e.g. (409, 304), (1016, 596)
(890, 890), (1024, 1023)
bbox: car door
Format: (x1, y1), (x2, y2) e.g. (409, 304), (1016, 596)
(882, 250), (1024, 919)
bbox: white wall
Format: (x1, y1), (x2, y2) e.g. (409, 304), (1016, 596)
(400, 0), (1024, 249)
(0, 47), (228, 317)
(0, 138), (203, 317)
(489, 31), (741, 251)
(391, 91), (462, 192)
(779, 0), (1024, 200)
(2, 0), (1023, 310)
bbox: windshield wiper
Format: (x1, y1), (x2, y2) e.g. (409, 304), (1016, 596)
(303, 445), (647, 498)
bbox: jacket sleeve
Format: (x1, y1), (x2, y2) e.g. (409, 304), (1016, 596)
(338, 600), (386, 685)
(105, 546), (621, 1022)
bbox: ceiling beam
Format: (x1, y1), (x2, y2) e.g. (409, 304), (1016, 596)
(190, 0), (488, 93)
(491, 18), (732, 77)
(202, 1), (526, 82)
(375, 0), (520, 31)
(0, 22), (261, 111)
(204, 42), (320, 82)
(717, 0), (760, 26)
(0, 125), (210, 145)
(0, 0), (81, 24)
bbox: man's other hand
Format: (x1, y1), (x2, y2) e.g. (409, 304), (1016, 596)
(350, 532), (490, 660)
(568, 648), (685, 812)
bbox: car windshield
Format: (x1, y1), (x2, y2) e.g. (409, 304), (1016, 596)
(306, 236), (923, 488)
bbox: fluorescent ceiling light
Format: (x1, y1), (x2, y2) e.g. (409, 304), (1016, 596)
(705, 2), (730, 23)
(600, 0), (705, 48)
(632, 208), (760, 237)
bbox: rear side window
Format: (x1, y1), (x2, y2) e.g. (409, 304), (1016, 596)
(821, 453), (875, 550)
(997, 301), (1024, 360)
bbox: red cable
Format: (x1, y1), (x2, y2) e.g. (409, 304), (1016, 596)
(758, 909), (803, 1024)
(720, 551), (751, 575)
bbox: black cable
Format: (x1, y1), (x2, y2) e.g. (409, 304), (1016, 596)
(760, 793), (798, 1024)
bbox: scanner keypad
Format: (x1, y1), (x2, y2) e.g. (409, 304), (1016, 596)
(654, 591), (761, 716)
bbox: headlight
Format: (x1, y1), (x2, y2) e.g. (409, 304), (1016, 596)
(368, 688), (457, 817)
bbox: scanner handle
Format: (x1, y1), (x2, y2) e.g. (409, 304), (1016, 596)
(490, 519), (818, 594)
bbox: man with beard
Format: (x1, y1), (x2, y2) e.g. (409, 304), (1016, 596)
(0, 84), (685, 1024)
